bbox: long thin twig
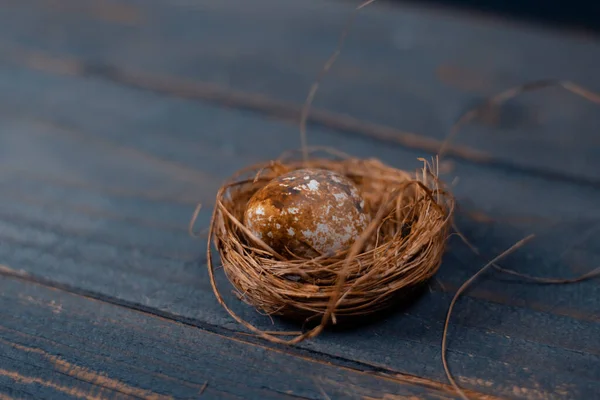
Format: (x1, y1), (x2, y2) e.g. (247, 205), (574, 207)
(439, 80), (600, 160)
(299, 0), (378, 163)
(440, 80), (600, 398)
(442, 234), (535, 400)
(452, 222), (600, 284)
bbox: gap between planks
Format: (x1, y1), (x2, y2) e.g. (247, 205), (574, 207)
(1, 206), (598, 323)
(0, 264), (498, 400)
(0, 335), (200, 400)
(0, 326), (211, 396)
(2, 43), (600, 190)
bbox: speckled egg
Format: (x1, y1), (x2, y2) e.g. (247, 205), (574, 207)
(243, 168), (370, 258)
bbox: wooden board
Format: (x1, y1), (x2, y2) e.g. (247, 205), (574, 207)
(0, 65), (599, 399)
(1, 0), (600, 185)
(0, 0), (599, 399)
(0, 274), (470, 399)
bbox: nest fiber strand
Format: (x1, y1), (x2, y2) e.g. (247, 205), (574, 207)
(207, 149), (454, 344)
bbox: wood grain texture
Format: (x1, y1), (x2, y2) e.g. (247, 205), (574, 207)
(0, 0), (600, 183)
(0, 274), (471, 400)
(0, 62), (598, 399)
(0, 1), (599, 399)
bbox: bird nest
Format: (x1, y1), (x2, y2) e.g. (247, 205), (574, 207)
(206, 149), (454, 339)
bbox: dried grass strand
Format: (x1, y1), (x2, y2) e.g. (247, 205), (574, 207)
(439, 80), (600, 159)
(188, 202), (204, 238)
(440, 80), (600, 398)
(453, 222), (600, 284)
(199, 382), (208, 397)
(442, 234), (536, 400)
(299, 0), (377, 163)
(319, 183), (397, 332)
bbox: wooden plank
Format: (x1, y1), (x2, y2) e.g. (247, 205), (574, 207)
(0, 275), (470, 400)
(0, 65), (598, 398)
(1, 0), (600, 184)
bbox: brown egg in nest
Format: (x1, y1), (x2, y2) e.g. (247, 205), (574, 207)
(244, 168), (371, 258)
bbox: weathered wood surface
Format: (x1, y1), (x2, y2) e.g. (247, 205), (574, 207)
(1, 274), (473, 400)
(0, 0), (599, 399)
(2, 0), (600, 185)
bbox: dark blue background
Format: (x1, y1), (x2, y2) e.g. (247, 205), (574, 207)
(395, 0), (600, 32)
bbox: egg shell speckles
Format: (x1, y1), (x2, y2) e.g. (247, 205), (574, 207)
(244, 168), (370, 258)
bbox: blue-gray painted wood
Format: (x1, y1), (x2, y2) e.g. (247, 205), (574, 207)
(1, 0), (600, 184)
(0, 275), (466, 400)
(0, 1), (599, 399)
(0, 64), (598, 398)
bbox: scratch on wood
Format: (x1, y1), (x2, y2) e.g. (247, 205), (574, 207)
(312, 378), (331, 400)
(33, 0), (143, 25)
(458, 377), (494, 389)
(0, 43), (493, 165)
(19, 294), (63, 314)
(2, 190), (188, 233)
(319, 375), (485, 400)
(386, 375), (502, 400)
(0, 167), (202, 206)
(53, 358), (172, 400)
(0, 264), (26, 277)
(1, 339), (173, 400)
(554, 384), (576, 398)
(0, 326), (210, 394)
(550, 305), (599, 322)
(437, 64), (495, 93)
(463, 210), (496, 224)
(224, 339), (476, 399)
(0, 216), (196, 263)
(438, 281), (600, 322)
(460, 208), (558, 226)
(0, 44), (82, 76)
(0, 369), (106, 400)
(0, 269), (473, 400)
(458, 376), (575, 400)
(28, 118), (218, 187)
(199, 381), (208, 396)
(0, 269), (521, 400)
(102, 70), (493, 164)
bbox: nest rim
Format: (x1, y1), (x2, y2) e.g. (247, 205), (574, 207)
(206, 148), (454, 344)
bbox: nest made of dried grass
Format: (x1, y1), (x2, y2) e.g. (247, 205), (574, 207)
(205, 148), (454, 343)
